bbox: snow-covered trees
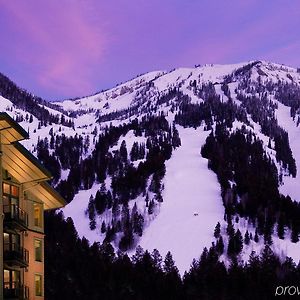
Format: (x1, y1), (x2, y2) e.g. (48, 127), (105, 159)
(201, 126), (300, 246)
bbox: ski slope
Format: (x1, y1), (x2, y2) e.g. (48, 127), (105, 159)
(139, 126), (224, 274)
(275, 101), (300, 202)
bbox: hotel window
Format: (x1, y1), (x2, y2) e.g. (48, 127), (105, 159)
(34, 203), (43, 228)
(4, 232), (20, 250)
(4, 269), (20, 290)
(35, 274), (43, 296)
(3, 183), (19, 206)
(3, 183), (10, 194)
(35, 239), (43, 262)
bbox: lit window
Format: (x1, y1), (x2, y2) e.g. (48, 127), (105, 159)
(4, 270), (10, 283)
(2, 183), (19, 207)
(4, 270), (20, 289)
(35, 239), (43, 262)
(3, 233), (9, 244)
(35, 274), (43, 296)
(3, 183), (10, 194)
(3, 183), (19, 197)
(34, 204), (43, 228)
(11, 185), (19, 197)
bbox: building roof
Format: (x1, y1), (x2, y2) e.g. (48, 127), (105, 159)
(2, 142), (52, 184)
(0, 112), (29, 143)
(29, 182), (66, 210)
(0, 112), (66, 209)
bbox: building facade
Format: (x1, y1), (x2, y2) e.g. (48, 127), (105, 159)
(0, 113), (66, 300)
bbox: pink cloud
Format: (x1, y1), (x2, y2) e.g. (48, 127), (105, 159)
(1, 0), (111, 97)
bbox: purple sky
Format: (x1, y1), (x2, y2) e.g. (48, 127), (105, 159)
(0, 0), (299, 101)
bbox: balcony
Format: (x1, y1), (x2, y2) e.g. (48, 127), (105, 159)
(4, 282), (29, 300)
(3, 205), (28, 231)
(4, 243), (29, 268)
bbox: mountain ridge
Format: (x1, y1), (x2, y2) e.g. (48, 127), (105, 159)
(1, 60), (300, 273)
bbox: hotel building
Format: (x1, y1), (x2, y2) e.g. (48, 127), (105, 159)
(0, 113), (66, 300)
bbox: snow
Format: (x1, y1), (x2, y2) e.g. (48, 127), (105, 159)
(110, 130), (146, 153)
(196, 62), (250, 82)
(226, 216), (300, 266)
(153, 68), (192, 91)
(37, 103), (71, 122)
(62, 183), (103, 242)
(0, 95), (14, 109)
(53, 71), (164, 112)
(53, 62), (255, 116)
(3, 59), (300, 271)
(251, 61), (300, 83)
(138, 126), (224, 274)
(272, 234), (300, 264)
(275, 101), (300, 202)
(60, 169), (70, 181)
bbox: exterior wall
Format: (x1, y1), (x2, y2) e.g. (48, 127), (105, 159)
(2, 179), (45, 300)
(24, 231), (45, 300)
(24, 192), (45, 300)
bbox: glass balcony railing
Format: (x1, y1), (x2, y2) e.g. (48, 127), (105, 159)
(4, 281), (29, 300)
(3, 204), (28, 231)
(3, 243), (29, 268)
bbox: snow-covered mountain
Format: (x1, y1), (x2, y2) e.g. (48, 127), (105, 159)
(2, 60), (300, 274)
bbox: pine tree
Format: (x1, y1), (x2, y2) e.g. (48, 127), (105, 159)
(264, 230), (273, 245)
(172, 123), (181, 148)
(268, 138), (272, 149)
(133, 212), (144, 236)
(235, 229), (243, 254)
(112, 200), (120, 220)
(214, 222), (221, 238)
(131, 202), (138, 218)
(244, 230), (250, 245)
(119, 227), (134, 251)
(228, 229), (243, 257)
(148, 199), (154, 215)
(216, 236), (224, 255)
(145, 193), (149, 207)
(164, 252), (179, 275)
(104, 225), (116, 243)
(139, 143), (146, 159)
(277, 214), (285, 240)
(226, 218), (235, 237)
(89, 218), (96, 231)
(120, 140), (128, 162)
(130, 142), (139, 161)
(86, 195), (96, 231)
(291, 224), (299, 243)
(121, 204), (130, 231)
(156, 191), (163, 202)
(101, 221), (106, 233)
(151, 249), (163, 270)
(254, 229), (259, 243)
(132, 245), (144, 264)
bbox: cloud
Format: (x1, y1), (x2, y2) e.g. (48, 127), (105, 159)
(1, 0), (299, 99)
(1, 0), (110, 97)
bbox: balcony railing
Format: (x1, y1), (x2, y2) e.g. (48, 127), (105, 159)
(4, 281), (29, 300)
(4, 243), (29, 268)
(3, 204), (28, 231)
